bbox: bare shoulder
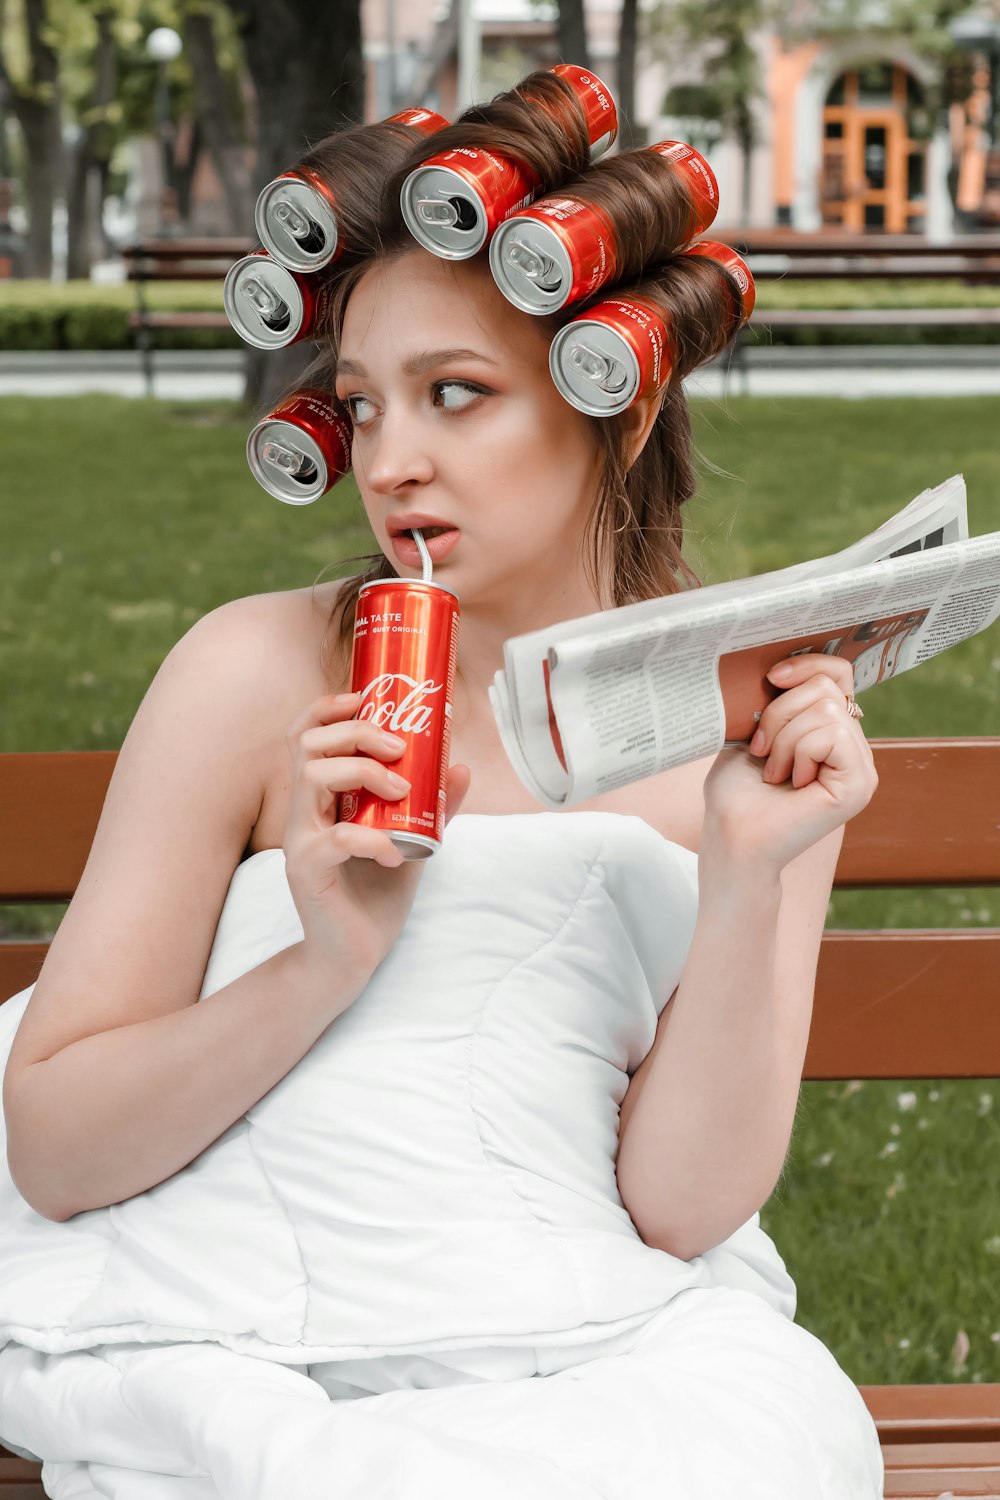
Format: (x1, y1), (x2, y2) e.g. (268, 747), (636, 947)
(2, 579), (353, 1087)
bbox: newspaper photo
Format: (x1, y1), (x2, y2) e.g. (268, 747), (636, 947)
(489, 474), (1000, 809)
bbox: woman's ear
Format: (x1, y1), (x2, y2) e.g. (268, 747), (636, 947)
(618, 389), (665, 470)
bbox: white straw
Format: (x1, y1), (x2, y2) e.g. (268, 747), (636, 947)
(412, 527), (434, 583)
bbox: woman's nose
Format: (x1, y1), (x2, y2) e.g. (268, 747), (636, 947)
(362, 406), (435, 494)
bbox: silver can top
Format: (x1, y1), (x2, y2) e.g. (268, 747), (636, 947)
(548, 320), (641, 417)
(224, 256), (305, 350)
(254, 174), (339, 272)
(246, 419), (329, 504)
(489, 217), (572, 314)
(400, 164), (488, 259)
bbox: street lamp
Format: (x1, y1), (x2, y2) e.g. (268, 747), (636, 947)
(146, 26), (183, 236)
(949, 8), (1000, 146)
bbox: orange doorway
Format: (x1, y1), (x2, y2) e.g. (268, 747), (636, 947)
(820, 63), (930, 232)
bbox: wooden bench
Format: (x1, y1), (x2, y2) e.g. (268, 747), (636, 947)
(1, 741), (998, 1496)
(710, 230), (1000, 370)
(122, 238), (252, 396)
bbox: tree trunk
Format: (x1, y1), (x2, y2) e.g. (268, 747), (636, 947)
(223, 0), (365, 411)
(66, 7), (117, 280)
(556, 0), (590, 70)
(0, 0), (61, 277)
(183, 7), (254, 233)
(617, 0), (640, 150)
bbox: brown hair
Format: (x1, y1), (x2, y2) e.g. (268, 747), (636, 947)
(279, 94), (741, 687)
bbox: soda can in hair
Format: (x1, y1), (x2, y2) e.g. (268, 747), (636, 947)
(400, 65), (618, 260)
(246, 390), (352, 504)
(223, 251), (334, 350)
(489, 196), (618, 314)
(549, 296), (672, 417)
(255, 107), (449, 272)
(647, 141), (719, 238)
(681, 240), (756, 323)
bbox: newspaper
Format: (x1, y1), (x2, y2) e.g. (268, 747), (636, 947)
(489, 473), (1000, 809)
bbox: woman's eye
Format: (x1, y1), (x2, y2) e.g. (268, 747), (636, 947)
(433, 380), (485, 412)
(344, 394), (377, 424)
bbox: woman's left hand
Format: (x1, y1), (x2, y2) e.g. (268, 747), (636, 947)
(700, 653), (879, 878)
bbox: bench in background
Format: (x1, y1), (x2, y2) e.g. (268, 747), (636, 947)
(122, 238), (252, 396)
(1, 740), (998, 1497)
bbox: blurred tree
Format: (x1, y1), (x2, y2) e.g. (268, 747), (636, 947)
(221, 0), (364, 408)
(0, 0), (62, 276)
(617, 0), (639, 146)
(556, 0), (590, 69)
(65, 6), (116, 277)
(180, 2), (253, 231)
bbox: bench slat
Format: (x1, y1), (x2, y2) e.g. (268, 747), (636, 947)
(750, 308), (1000, 326)
(862, 1383), (1000, 1439)
(2, 741), (996, 901)
(126, 312), (231, 328)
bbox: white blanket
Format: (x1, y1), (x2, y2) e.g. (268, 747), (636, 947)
(0, 811), (884, 1497)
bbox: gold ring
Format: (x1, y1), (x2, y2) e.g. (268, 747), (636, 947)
(845, 693), (864, 720)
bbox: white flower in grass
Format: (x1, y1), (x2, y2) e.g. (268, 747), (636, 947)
(897, 1338), (910, 1349)
(897, 1091), (917, 1111)
(814, 1151), (835, 1167)
(917, 1118), (929, 1129)
(878, 1141), (899, 1158)
(890, 1123), (901, 1136)
(991, 1331), (1000, 1343)
(841, 1080), (864, 1099)
(977, 1093), (993, 1115)
(984, 1235), (1000, 1255)
(928, 1090), (940, 1102)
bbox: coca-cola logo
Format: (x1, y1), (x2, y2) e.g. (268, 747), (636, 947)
(356, 674), (442, 734)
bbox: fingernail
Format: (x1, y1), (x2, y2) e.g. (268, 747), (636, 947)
(386, 772), (410, 792)
(768, 664), (793, 680)
(749, 729), (765, 754)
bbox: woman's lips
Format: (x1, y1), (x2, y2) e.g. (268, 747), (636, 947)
(390, 528), (461, 567)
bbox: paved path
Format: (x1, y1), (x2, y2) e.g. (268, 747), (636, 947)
(0, 348), (998, 400)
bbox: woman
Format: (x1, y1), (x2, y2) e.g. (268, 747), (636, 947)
(0, 79), (884, 1500)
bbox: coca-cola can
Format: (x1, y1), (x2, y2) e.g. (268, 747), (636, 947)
(549, 294), (671, 417)
(489, 196), (618, 314)
(256, 109), (449, 273)
(400, 145), (540, 259)
(223, 251), (333, 350)
(246, 390), (353, 504)
(339, 578), (460, 859)
(682, 239), (756, 323)
(647, 141), (720, 239)
(550, 64), (618, 161)
(399, 64), (618, 260)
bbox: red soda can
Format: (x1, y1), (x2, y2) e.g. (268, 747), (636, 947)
(399, 64), (618, 260)
(223, 251), (334, 350)
(255, 107), (449, 273)
(550, 64), (618, 160)
(339, 579), (460, 859)
(682, 240), (756, 323)
(246, 389), (352, 504)
(549, 294), (672, 416)
(489, 196), (618, 314)
(647, 141), (719, 239)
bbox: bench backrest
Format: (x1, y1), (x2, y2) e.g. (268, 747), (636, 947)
(123, 239), (254, 282)
(1, 741), (998, 1080)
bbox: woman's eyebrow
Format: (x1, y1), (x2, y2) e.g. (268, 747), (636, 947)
(336, 348), (499, 379)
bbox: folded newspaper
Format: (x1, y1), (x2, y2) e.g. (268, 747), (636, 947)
(489, 473), (1000, 809)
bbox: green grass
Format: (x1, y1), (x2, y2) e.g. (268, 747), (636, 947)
(2, 393), (999, 1387)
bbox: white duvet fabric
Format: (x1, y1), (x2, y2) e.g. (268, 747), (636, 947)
(0, 811), (884, 1497)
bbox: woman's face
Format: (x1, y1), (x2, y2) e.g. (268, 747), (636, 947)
(335, 248), (605, 614)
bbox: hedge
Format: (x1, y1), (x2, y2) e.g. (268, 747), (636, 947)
(2, 277), (1000, 349)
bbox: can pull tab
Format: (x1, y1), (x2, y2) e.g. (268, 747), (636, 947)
(272, 198), (326, 254)
(241, 277), (292, 332)
(506, 240), (561, 291)
(416, 195), (478, 232)
(260, 440), (318, 483)
(568, 342), (628, 393)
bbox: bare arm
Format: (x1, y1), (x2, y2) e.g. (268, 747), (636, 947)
(616, 827), (842, 1261)
(5, 942), (369, 1221)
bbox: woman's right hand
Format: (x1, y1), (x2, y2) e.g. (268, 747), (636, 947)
(282, 691), (471, 989)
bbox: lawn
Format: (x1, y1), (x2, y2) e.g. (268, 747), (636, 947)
(2, 392), (999, 1387)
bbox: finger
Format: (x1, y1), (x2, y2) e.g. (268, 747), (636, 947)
(297, 719), (406, 768)
(766, 653), (856, 699)
(285, 692), (361, 756)
(313, 820), (406, 868)
(289, 755), (411, 830)
(789, 723), (873, 803)
(763, 700), (854, 783)
(750, 676), (848, 756)
(444, 763), (472, 826)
